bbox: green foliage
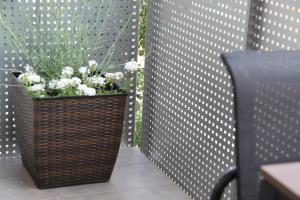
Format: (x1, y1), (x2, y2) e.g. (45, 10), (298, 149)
(134, 0), (148, 146)
(27, 90), (47, 98)
(139, 0), (147, 56)
(58, 85), (77, 97)
(0, 0), (147, 146)
(134, 62), (145, 146)
(0, 0), (138, 99)
(0, 0), (130, 82)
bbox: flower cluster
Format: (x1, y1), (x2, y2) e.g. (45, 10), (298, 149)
(18, 65), (46, 97)
(18, 60), (140, 98)
(125, 61), (139, 74)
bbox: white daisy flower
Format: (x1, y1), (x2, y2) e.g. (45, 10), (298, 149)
(27, 73), (41, 84)
(125, 61), (139, 74)
(61, 66), (74, 78)
(106, 72), (124, 81)
(105, 73), (114, 79)
(77, 84), (88, 91)
(97, 77), (106, 85)
(18, 73), (29, 84)
(88, 76), (106, 86)
(28, 84), (45, 92)
(71, 77), (82, 86)
(56, 78), (74, 90)
(48, 79), (58, 90)
(76, 84), (96, 96)
(88, 60), (98, 69)
(114, 72), (124, 80)
(84, 87), (96, 96)
(40, 77), (46, 83)
(79, 67), (90, 75)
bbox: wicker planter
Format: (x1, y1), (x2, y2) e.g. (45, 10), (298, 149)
(11, 72), (127, 189)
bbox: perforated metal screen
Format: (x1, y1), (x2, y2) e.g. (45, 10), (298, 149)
(142, 0), (300, 200)
(0, 0), (138, 158)
(247, 0), (300, 50)
(142, 0), (250, 199)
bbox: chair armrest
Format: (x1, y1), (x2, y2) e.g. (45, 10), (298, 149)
(210, 167), (238, 200)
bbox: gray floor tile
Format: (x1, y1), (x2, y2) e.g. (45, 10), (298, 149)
(58, 191), (126, 200)
(0, 177), (55, 200)
(52, 149), (174, 199)
(122, 185), (191, 200)
(110, 162), (174, 189)
(50, 181), (121, 199)
(58, 185), (190, 200)
(51, 162), (174, 198)
(0, 158), (30, 180)
(0, 148), (190, 200)
(115, 147), (149, 166)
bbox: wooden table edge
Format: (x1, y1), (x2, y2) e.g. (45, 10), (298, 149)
(261, 166), (300, 200)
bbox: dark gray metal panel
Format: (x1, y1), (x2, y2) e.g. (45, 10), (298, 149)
(0, 0), (138, 157)
(142, 0), (250, 199)
(247, 0), (300, 50)
(244, 2), (300, 197)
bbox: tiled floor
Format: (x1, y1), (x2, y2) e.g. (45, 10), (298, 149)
(0, 148), (190, 200)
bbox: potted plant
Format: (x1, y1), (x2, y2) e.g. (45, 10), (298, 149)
(0, 1), (139, 189)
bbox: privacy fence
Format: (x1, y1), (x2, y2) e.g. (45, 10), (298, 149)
(141, 0), (300, 199)
(1, 0), (299, 199)
(0, 0), (139, 157)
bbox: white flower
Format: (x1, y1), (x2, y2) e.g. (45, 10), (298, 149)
(88, 60), (98, 67)
(25, 64), (34, 72)
(48, 79), (58, 90)
(40, 77), (46, 83)
(96, 77), (105, 85)
(18, 73), (29, 84)
(61, 66), (74, 78)
(71, 77), (82, 86)
(125, 61), (139, 74)
(136, 98), (143, 105)
(79, 67), (90, 75)
(88, 76), (98, 85)
(84, 87), (96, 96)
(27, 73), (41, 84)
(138, 57), (145, 68)
(76, 84), (96, 96)
(19, 72), (43, 85)
(105, 73), (113, 78)
(88, 76), (106, 86)
(56, 81), (66, 90)
(106, 72), (124, 81)
(77, 84), (88, 91)
(88, 60), (98, 69)
(114, 72), (124, 80)
(56, 78), (74, 90)
(28, 84), (45, 92)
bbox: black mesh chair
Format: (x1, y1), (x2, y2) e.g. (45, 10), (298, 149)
(211, 50), (300, 200)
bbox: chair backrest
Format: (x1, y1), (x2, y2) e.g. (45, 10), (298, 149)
(222, 50), (300, 200)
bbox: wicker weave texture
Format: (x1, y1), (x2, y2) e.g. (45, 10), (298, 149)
(12, 73), (127, 189)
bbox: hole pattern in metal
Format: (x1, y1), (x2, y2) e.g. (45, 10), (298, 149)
(142, 0), (249, 199)
(0, 0), (138, 158)
(248, 0), (300, 50)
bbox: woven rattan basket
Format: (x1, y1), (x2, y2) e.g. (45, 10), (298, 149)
(11, 72), (127, 189)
